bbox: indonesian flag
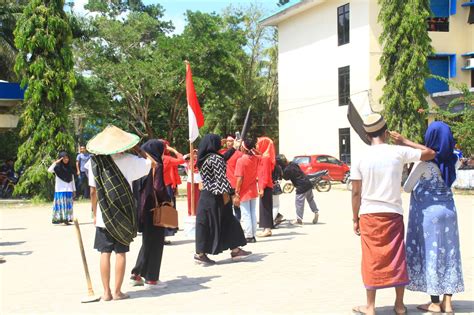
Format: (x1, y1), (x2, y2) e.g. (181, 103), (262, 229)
(186, 62), (205, 143)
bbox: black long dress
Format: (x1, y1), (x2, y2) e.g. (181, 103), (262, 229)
(195, 154), (247, 255)
(131, 163), (170, 282)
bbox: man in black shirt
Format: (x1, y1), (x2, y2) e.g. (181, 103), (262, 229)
(277, 154), (319, 225)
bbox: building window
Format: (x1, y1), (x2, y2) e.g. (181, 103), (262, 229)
(425, 56), (450, 94)
(339, 128), (351, 164)
(427, 0), (451, 31)
(337, 4), (350, 46)
(338, 66), (350, 106)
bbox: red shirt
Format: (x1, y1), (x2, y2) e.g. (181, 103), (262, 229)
(226, 150), (244, 188)
(163, 154), (184, 187)
(258, 156), (273, 190)
(235, 154), (259, 201)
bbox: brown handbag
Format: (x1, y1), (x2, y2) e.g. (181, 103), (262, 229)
(150, 168), (179, 229)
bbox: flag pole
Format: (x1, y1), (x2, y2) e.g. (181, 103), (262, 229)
(189, 140), (195, 216)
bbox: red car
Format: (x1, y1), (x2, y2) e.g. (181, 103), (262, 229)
(292, 154), (350, 182)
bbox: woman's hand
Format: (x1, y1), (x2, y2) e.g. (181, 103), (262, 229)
(54, 157), (63, 164)
(233, 194), (240, 207)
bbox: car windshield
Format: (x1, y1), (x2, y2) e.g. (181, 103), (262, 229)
(293, 156), (311, 164)
(326, 157), (341, 165)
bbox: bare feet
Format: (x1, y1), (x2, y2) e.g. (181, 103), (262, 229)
(441, 301), (453, 313)
(394, 304), (407, 314)
(112, 292), (130, 301)
(417, 302), (441, 313)
(101, 293), (113, 302)
(352, 305), (375, 315)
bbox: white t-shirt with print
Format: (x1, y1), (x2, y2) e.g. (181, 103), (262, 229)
(84, 153), (151, 228)
(350, 144), (421, 215)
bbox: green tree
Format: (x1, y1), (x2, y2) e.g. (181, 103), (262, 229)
(14, 0), (76, 199)
(377, 0), (433, 142)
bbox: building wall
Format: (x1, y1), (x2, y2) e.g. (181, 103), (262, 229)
(278, 0), (371, 161)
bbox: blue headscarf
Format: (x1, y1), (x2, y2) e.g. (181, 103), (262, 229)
(424, 121), (457, 188)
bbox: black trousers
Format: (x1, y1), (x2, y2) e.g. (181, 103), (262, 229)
(259, 187), (274, 229)
(131, 211), (165, 282)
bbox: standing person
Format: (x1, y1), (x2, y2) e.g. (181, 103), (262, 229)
(223, 139), (244, 220)
(235, 137), (259, 243)
(130, 140), (170, 289)
(218, 135), (235, 155)
(256, 137), (275, 237)
(350, 114), (435, 315)
(194, 134), (251, 265)
(162, 141), (185, 242)
(185, 150), (201, 216)
(85, 125), (152, 301)
(278, 155), (319, 225)
(404, 121), (464, 313)
(272, 158), (285, 226)
(76, 145), (91, 199)
(48, 152), (76, 225)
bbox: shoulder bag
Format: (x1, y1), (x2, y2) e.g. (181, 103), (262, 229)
(150, 167), (179, 228)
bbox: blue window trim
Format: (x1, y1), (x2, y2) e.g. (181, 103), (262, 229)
(434, 53), (457, 77)
(450, 0), (457, 15)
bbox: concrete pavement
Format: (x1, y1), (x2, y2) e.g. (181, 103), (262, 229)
(1, 188), (472, 314)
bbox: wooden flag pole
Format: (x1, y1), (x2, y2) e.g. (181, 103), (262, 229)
(189, 140), (195, 216)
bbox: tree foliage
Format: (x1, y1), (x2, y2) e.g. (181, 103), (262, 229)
(377, 0), (433, 143)
(14, 0), (76, 199)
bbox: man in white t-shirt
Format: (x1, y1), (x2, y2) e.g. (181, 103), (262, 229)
(350, 114), (435, 315)
(85, 151), (152, 301)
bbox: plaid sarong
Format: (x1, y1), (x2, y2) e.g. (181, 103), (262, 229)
(91, 155), (137, 246)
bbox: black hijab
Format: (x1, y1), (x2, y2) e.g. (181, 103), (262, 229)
(141, 139), (164, 164)
(197, 134), (222, 169)
(54, 151), (74, 183)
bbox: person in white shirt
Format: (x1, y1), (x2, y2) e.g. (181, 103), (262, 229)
(350, 114), (435, 315)
(47, 151), (76, 225)
(85, 150), (152, 301)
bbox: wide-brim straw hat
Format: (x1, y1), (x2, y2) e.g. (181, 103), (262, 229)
(363, 113), (387, 133)
(87, 125), (140, 155)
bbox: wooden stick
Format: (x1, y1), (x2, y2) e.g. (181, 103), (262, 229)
(190, 141), (196, 216)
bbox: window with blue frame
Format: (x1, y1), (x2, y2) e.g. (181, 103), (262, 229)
(425, 54), (457, 94)
(427, 0), (457, 31)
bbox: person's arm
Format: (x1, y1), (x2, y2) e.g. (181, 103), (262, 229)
(76, 160), (80, 176)
(403, 162), (427, 192)
(351, 180), (362, 236)
(47, 157), (63, 173)
(390, 131), (436, 161)
(234, 176), (242, 207)
(90, 186), (97, 225)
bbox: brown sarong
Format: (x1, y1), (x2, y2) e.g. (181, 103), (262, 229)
(360, 213), (409, 290)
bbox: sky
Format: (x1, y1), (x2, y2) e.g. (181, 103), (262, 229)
(73, 0), (279, 34)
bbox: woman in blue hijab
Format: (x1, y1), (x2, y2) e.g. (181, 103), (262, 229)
(404, 121), (464, 313)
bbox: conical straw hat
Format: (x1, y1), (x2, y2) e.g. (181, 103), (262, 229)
(87, 125), (140, 155)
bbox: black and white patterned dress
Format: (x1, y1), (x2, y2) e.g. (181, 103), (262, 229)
(195, 154), (247, 255)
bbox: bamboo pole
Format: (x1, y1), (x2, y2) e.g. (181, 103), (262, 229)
(190, 140), (195, 216)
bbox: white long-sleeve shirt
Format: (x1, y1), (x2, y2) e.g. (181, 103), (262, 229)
(48, 162), (76, 193)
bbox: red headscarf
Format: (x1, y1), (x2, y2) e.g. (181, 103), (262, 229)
(257, 137), (276, 169)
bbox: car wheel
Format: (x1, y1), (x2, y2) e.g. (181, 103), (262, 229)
(342, 172), (350, 184)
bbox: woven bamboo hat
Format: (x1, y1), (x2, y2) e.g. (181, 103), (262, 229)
(86, 125), (140, 155)
(363, 113), (387, 133)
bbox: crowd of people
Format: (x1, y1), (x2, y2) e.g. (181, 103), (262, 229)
(43, 116), (465, 313)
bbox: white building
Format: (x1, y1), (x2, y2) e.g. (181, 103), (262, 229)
(261, 0), (474, 163)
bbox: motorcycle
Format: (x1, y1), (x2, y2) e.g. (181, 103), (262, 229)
(282, 170), (332, 193)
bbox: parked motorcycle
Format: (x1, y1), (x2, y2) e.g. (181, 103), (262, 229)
(282, 170), (332, 193)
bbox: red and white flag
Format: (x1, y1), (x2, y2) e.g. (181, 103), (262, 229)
(186, 63), (204, 143)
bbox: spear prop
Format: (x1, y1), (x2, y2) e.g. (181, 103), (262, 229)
(240, 106), (252, 141)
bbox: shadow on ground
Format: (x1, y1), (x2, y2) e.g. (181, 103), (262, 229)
(129, 275), (220, 299)
(0, 241), (26, 246)
(372, 301), (474, 314)
(0, 250), (32, 256)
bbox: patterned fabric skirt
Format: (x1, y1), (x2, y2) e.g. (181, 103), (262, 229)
(52, 191), (73, 224)
(406, 195), (464, 295)
(360, 213), (409, 290)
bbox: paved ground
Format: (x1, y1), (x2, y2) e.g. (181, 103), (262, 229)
(1, 186), (473, 314)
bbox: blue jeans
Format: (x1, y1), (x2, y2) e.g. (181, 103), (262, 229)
(78, 171), (90, 198)
(240, 198), (257, 238)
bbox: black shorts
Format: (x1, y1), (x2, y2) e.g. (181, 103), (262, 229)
(94, 227), (129, 253)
